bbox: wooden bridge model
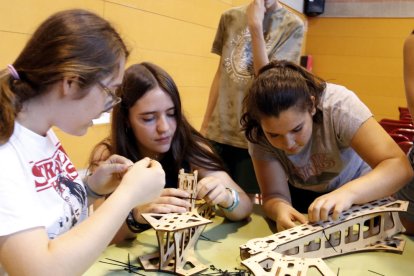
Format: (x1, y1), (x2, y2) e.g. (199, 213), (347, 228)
(240, 197), (408, 275)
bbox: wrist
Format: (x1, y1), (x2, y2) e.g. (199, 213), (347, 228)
(126, 210), (151, 233)
(132, 208), (147, 224)
(83, 176), (106, 199)
(248, 23), (264, 35)
(264, 197), (290, 213)
(219, 188), (240, 212)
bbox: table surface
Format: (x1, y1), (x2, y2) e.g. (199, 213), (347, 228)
(84, 205), (414, 276)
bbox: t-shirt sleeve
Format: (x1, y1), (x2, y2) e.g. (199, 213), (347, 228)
(326, 84), (373, 147)
(248, 138), (283, 161)
(0, 154), (45, 236)
(270, 25), (304, 63)
(211, 12), (226, 55)
(268, 12), (305, 64)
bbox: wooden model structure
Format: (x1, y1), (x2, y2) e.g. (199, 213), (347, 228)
(242, 251), (335, 276)
(139, 169), (212, 275)
(240, 197), (408, 275)
(178, 169), (215, 219)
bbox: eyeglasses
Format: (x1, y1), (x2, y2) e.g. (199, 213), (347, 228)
(98, 81), (122, 113)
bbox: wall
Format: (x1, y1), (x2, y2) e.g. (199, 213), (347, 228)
(0, 0), (233, 169)
(280, 0), (304, 13)
(305, 17), (412, 121)
(0, 0), (308, 169)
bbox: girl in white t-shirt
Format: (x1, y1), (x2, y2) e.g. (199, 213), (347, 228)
(241, 60), (413, 232)
(0, 9), (164, 275)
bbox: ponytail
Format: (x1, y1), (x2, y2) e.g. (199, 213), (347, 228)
(0, 71), (17, 144)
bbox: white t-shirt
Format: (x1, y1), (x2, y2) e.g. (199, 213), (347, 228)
(249, 83), (373, 192)
(0, 122), (88, 238)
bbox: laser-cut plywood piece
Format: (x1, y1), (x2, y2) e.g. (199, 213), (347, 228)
(138, 169), (213, 275)
(178, 169), (215, 219)
(242, 251), (335, 276)
(178, 169), (198, 211)
(195, 199), (215, 219)
(240, 198), (408, 275)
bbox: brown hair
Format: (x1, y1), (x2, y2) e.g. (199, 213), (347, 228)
(241, 60), (325, 144)
(0, 9), (129, 144)
(89, 62), (225, 174)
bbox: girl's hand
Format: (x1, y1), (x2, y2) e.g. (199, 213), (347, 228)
(120, 158), (165, 206)
(86, 154), (134, 195)
(133, 188), (192, 222)
(273, 201), (307, 232)
(197, 176), (232, 207)
(247, 0), (265, 29)
(308, 190), (355, 222)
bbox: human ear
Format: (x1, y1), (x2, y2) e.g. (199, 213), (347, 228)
(62, 76), (80, 96)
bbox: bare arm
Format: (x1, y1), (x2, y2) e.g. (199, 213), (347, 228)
(403, 34), (414, 121)
(90, 147), (191, 243)
(196, 168), (253, 221)
(308, 118), (413, 222)
(247, 0), (269, 76)
(86, 143), (126, 205)
(200, 59), (221, 135)
(0, 158), (165, 275)
(252, 157), (307, 231)
(111, 187), (193, 243)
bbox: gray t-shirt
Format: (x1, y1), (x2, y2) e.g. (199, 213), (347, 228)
(206, 5), (304, 149)
(249, 83), (373, 192)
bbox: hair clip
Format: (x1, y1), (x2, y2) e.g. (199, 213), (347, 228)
(7, 64), (20, 80)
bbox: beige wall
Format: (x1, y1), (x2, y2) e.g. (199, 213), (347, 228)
(3, 2), (409, 170)
(306, 17), (412, 121)
(0, 0), (306, 169)
(0, 0), (234, 169)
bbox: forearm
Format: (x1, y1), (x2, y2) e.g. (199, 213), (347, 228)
(263, 197), (291, 222)
(221, 189), (253, 221)
(47, 187), (135, 275)
(197, 169), (253, 221)
(201, 64), (221, 132)
(403, 34), (414, 119)
(96, 201), (151, 244)
(111, 222), (138, 244)
(1, 158), (165, 275)
(337, 157), (413, 205)
(249, 25), (269, 75)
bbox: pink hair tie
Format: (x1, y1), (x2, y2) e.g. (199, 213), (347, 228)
(7, 64), (20, 80)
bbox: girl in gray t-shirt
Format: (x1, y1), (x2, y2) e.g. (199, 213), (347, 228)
(241, 60), (413, 232)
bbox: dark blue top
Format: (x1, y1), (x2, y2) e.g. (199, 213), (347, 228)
(160, 151), (191, 188)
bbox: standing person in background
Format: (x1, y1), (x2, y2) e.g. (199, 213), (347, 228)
(89, 62), (253, 243)
(200, 0), (304, 199)
(396, 31), (414, 235)
(241, 60), (413, 232)
(0, 10), (165, 275)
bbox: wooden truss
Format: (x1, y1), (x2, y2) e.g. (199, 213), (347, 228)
(178, 169), (215, 219)
(242, 251), (335, 276)
(138, 169), (213, 275)
(178, 169), (198, 211)
(240, 197), (408, 275)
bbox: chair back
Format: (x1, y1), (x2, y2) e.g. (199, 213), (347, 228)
(398, 141), (413, 154)
(379, 121), (414, 133)
(391, 128), (414, 141)
(390, 133), (410, 143)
